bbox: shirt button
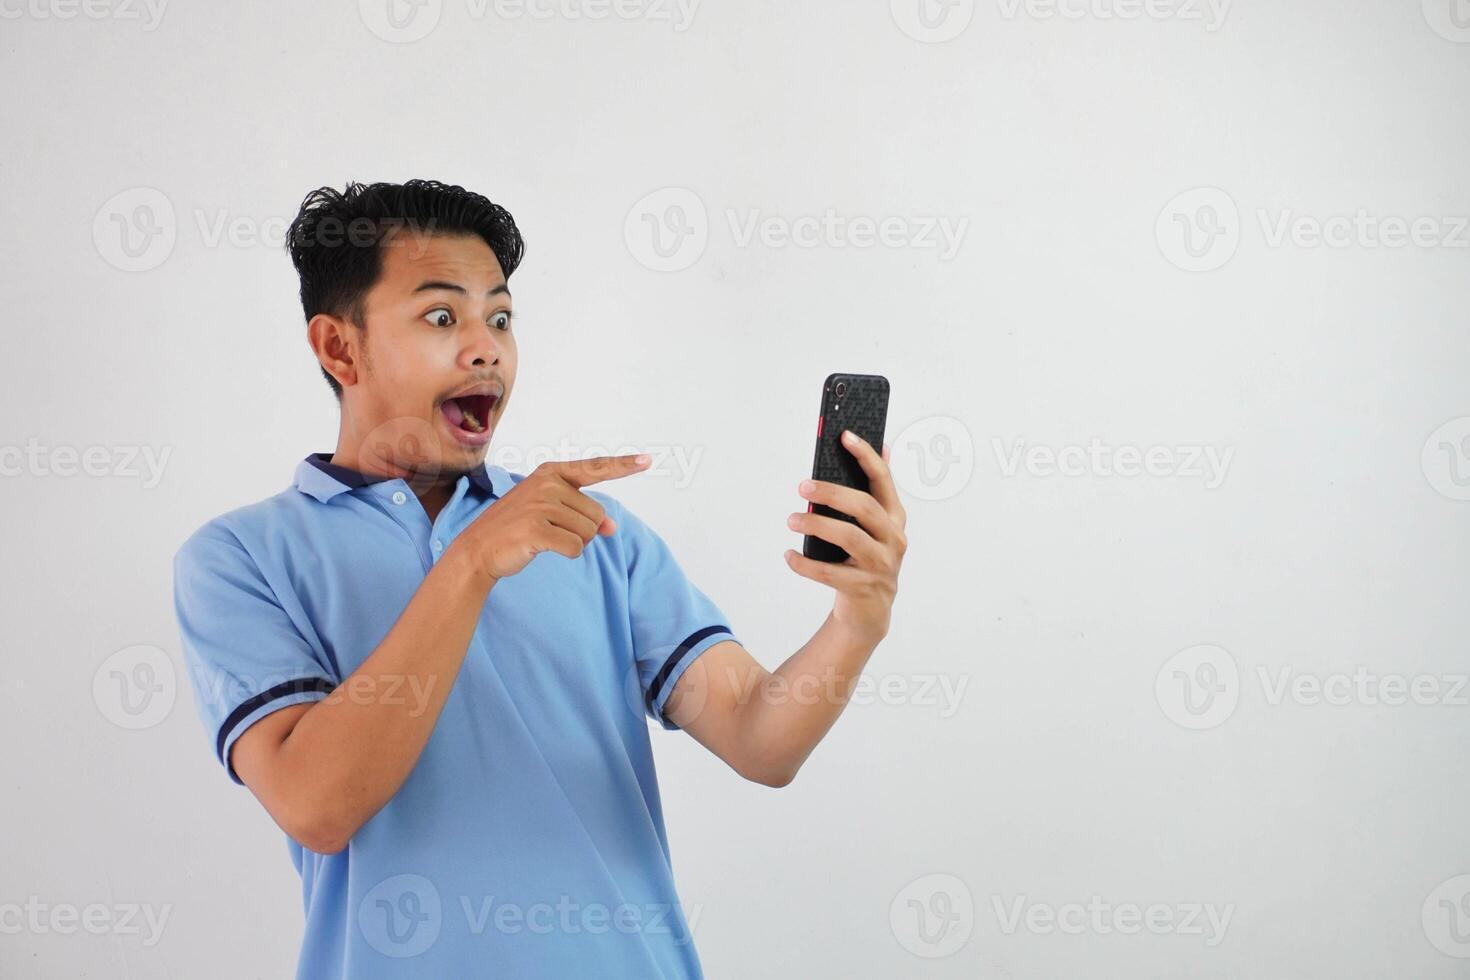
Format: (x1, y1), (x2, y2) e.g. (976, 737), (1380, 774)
(391, 491), (407, 505)
(432, 539), (444, 553)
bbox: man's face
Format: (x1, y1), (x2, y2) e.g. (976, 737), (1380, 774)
(344, 231), (516, 482)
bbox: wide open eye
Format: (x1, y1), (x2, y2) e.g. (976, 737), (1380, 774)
(491, 310), (515, 331)
(424, 307), (454, 328)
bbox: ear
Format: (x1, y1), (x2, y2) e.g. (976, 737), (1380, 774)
(308, 313), (359, 390)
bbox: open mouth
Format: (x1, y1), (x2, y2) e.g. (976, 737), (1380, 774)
(440, 393), (498, 434)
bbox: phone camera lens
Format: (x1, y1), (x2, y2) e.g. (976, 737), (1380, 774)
(834, 381), (848, 398)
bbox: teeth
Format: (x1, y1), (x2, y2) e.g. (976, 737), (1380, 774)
(461, 402), (485, 432)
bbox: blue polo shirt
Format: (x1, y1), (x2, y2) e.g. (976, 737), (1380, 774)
(171, 452), (739, 979)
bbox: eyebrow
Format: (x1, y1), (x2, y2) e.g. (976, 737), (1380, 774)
(413, 281), (511, 299)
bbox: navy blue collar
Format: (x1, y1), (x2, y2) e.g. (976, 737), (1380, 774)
(302, 452), (503, 500)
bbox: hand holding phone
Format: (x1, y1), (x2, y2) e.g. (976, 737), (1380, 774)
(802, 373), (891, 563)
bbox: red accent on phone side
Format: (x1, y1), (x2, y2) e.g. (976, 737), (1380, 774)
(808, 413), (823, 512)
(810, 415), (822, 511)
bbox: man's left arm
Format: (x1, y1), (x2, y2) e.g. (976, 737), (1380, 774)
(667, 430), (907, 787)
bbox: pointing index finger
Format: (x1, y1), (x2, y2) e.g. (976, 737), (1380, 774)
(555, 453), (652, 489)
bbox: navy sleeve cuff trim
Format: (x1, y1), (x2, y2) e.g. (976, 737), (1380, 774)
(647, 625), (732, 716)
(215, 676), (336, 767)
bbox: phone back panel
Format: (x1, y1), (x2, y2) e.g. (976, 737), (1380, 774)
(804, 373), (891, 563)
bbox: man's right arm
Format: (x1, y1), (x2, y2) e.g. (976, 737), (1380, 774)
(228, 454), (650, 854)
(232, 544), (494, 854)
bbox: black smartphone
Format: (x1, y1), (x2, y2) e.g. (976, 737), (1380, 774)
(803, 373), (891, 563)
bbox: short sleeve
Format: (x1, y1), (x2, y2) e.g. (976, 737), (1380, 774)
(610, 499), (739, 730)
(172, 524), (339, 784)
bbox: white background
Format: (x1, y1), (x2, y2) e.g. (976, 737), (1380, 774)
(2, 0), (1469, 976)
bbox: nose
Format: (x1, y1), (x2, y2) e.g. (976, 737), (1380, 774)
(463, 325), (503, 369)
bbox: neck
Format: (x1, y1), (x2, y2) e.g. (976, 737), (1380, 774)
(329, 415), (464, 515)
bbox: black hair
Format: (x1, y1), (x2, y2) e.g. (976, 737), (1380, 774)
(285, 179), (525, 398)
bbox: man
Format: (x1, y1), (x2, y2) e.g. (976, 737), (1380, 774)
(172, 179), (907, 978)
